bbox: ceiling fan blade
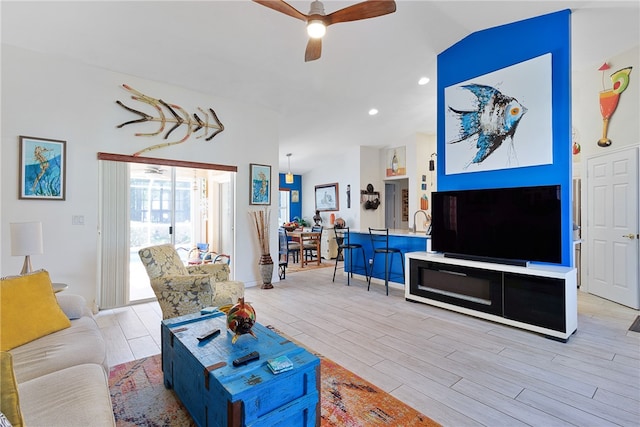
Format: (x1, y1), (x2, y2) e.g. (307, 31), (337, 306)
(305, 38), (322, 62)
(325, 0), (396, 25)
(252, 0), (308, 21)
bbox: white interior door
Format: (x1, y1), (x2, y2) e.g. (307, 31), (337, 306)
(585, 146), (639, 309)
(385, 183), (397, 228)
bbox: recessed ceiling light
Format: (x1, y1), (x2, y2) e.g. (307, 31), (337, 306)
(368, 108), (379, 116)
(418, 77), (430, 85)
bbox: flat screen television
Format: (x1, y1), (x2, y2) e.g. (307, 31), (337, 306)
(431, 185), (562, 265)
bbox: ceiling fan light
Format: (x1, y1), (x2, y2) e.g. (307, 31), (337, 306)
(307, 20), (326, 38)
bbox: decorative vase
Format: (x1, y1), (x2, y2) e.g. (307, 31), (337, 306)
(227, 297), (257, 344)
(258, 254), (274, 289)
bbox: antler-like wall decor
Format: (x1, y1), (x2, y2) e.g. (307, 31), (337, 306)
(116, 84), (225, 156)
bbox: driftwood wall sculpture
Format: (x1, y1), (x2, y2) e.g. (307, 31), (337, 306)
(116, 84), (225, 156)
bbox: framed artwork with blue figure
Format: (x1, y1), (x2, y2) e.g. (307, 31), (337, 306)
(444, 53), (553, 175)
(249, 163), (271, 205)
(19, 135), (66, 200)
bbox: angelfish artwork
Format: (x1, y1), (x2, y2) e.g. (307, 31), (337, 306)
(445, 53), (553, 175)
(448, 84), (527, 165)
(597, 64), (632, 147)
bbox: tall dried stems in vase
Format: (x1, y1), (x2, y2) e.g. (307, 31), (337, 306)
(250, 207), (274, 289)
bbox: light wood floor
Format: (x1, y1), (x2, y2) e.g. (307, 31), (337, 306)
(96, 265), (640, 426)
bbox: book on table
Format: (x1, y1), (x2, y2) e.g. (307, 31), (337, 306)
(267, 355), (293, 374)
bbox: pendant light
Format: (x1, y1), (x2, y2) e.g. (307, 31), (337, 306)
(285, 153), (294, 184)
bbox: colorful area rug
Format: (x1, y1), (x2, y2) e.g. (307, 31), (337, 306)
(109, 354), (439, 426)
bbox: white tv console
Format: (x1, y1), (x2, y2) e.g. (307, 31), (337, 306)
(405, 252), (577, 341)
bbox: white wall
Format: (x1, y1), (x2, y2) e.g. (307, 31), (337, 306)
(360, 146), (384, 231)
(1, 46), (279, 306)
(413, 133), (436, 232)
(301, 144), (362, 229)
(297, 134), (438, 234)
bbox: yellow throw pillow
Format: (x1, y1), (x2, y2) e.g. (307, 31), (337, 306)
(0, 269), (71, 351)
(0, 351), (24, 427)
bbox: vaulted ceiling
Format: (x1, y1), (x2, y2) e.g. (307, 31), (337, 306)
(2, 1), (638, 173)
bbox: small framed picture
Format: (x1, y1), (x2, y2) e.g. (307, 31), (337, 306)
(315, 183), (339, 211)
(249, 163), (271, 205)
(291, 190), (299, 203)
(19, 136), (66, 200)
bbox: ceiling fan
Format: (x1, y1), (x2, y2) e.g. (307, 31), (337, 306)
(253, 0), (397, 62)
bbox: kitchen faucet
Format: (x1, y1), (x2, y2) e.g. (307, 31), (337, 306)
(411, 210), (429, 233)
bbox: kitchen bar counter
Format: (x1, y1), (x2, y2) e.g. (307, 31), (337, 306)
(343, 229), (431, 286)
(349, 228), (430, 238)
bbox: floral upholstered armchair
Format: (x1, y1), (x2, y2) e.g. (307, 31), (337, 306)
(138, 244), (244, 320)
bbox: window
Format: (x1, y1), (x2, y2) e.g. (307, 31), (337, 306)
(279, 189), (291, 225)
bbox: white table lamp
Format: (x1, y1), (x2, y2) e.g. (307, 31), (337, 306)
(10, 221), (43, 275)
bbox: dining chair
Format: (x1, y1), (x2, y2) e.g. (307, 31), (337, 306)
(303, 225), (323, 262)
(278, 227), (289, 279)
(282, 227), (300, 264)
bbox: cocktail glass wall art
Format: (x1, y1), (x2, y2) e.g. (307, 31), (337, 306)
(597, 64), (632, 147)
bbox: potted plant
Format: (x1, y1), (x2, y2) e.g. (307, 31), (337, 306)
(293, 216), (309, 228)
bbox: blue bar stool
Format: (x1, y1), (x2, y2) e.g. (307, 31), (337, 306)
(333, 227), (368, 285)
(368, 228), (405, 295)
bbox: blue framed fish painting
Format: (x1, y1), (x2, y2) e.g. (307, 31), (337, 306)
(19, 136), (66, 200)
(444, 53), (553, 175)
(249, 163), (271, 205)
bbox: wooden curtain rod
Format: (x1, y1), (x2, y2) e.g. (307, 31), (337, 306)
(97, 152), (237, 172)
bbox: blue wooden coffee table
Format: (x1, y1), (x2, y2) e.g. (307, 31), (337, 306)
(161, 311), (320, 427)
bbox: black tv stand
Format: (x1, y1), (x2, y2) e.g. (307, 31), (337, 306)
(443, 253), (529, 267)
(406, 252), (577, 341)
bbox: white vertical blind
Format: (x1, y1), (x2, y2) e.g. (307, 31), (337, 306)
(97, 160), (130, 309)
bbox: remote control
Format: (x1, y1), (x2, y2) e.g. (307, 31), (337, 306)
(233, 351), (260, 367)
(197, 328), (220, 341)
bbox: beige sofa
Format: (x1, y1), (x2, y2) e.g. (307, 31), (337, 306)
(1, 271), (115, 427)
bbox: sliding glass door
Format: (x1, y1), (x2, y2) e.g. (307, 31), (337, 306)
(98, 153), (236, 309)
(128, 165), (188, 301)
(129, 164), (233, 302)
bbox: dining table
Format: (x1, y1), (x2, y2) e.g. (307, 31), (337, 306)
(288, 230), (322, 268)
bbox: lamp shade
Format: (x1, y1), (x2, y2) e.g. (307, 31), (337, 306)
(10, 222), (43, 256)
